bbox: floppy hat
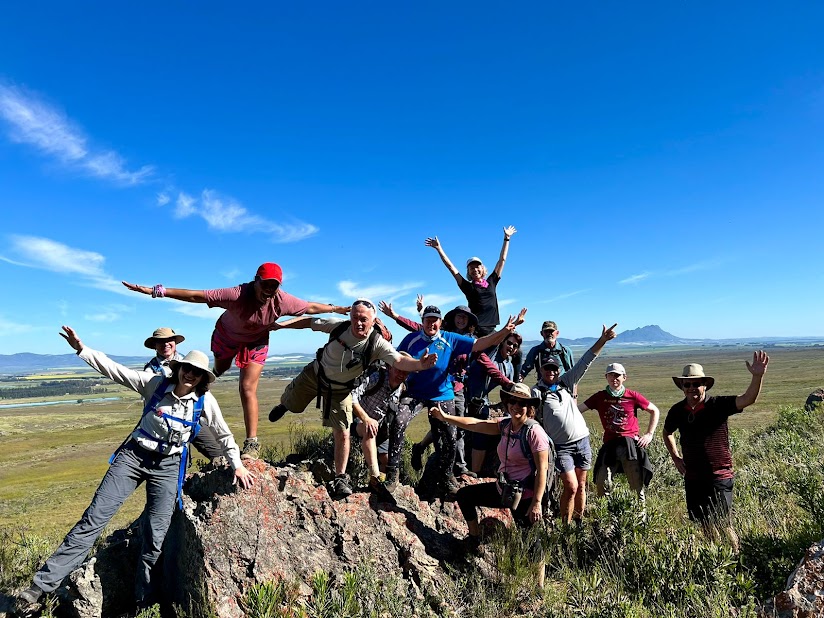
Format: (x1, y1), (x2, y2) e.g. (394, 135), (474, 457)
(169, 350), (216, 383)
(541, 320), (558, 333)
(144, 327), (185, 349)
(501, 383), (542, 407)
(672, 363), (714, 390)
(422, 305), (442, 319)
(256, 262), (283, 282)
(444, 305), (478, 328)
(605, 362), (627, 376)
(466, 257), (483, 267)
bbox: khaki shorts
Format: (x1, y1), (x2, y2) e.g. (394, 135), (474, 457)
(281, 362), (354, 431)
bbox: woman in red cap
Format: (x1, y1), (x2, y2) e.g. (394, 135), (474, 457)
(123, 263), (349, 459)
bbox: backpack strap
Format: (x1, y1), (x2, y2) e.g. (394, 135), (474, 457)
(362, 367), (388, 399)
(176, 394), (205, 510)
(109, 377), (172, 464)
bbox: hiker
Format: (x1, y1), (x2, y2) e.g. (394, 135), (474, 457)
(122, 263), (349, 460)
(17, 326), (254, 612)
(534, 323), (618, 525)
(425, 226), (516, 336)
(143, 327), (223, 461)
(351, 352), (413, 494)
(520, 320), (575, 383)
(429, 383), (550, 559)
(465, 331), (521, 474)
(267, 299), (437, 498)
(380, 300), (509, 477)
(578, 362), (659, 514)
(393, 305), (527, 497)
(662, 352), (769, 552)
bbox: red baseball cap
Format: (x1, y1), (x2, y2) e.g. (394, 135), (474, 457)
(256, 262), (283, 282)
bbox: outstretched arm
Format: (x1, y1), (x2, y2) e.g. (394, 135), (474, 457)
(394, 348), (438, 372)
(424, 236), (462, 285)
(492, 226), (516, 278)
(272, 317), (314, 331)
(429, 404), (500, 435)
(735, 350), (769, 410)
(122, 281), (208, 303)
(378, 301), (420, 332)
(306, 302), (350, 315)
(472, 308), (527, 352)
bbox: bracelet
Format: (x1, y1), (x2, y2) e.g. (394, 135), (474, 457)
(152, 284), (166, 298)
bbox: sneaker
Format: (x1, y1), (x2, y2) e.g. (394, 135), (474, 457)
(368, 476), (395, 503)
(240, 438), (260, 461)
(268, 404), (288, 423)
(410, 443), (424, 471)
(17, 584), (43, 606)
(329, 474), (353, 498)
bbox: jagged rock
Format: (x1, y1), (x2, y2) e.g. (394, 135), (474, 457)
(804, 389), (824, 412)
(757, 539), (824, 617)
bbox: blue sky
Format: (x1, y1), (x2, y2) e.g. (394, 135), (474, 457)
(1, 3), (822, 356)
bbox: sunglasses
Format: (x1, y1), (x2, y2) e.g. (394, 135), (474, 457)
(681, 380), (704, 388)
(258, 280), (280, 293)
(180, 364), (205, 378)
(353, 299), (375, 310)
(542, 330), (556, 337)
(505, 340), (520, 348)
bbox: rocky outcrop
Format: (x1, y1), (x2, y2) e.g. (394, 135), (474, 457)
(49, 460), (511, 617)
(756, 540), (824, 617)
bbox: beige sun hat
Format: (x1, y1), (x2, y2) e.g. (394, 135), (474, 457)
(144, 327), (185, 349)
(501, 382), (542, 406)
(168, 350), (216, 383)
(672, 363), (714, 390)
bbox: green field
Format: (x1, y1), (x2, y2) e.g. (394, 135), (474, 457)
(0, 345), (820, 540)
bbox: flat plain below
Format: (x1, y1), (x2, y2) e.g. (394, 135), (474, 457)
(0, 344), (821, 540)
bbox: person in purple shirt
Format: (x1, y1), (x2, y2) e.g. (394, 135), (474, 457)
(123, 262), (349, 460)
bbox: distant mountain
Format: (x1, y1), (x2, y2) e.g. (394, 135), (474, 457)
(615, 325), (684, 344)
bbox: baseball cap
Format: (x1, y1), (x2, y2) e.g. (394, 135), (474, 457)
(541, 321), (558, 333)
(256, 263), (283, 282)
(422, 305), (442, 319)
(605, 363), (626, 375)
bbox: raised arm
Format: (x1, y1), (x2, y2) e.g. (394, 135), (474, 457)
(306, 302), (350, 315)
(590, 323), (618, 357)
(735, 350), (769, 410)
(428, 404), (500, 435)
(472, 308), (527, 352)
(475, 351), (514, 389)
(122, 281), (208, 303)
(425, 236), (462, 284)
(492, 226), (516, 278)
(378, 301), (420, 333)
(637, 402), (660, 448)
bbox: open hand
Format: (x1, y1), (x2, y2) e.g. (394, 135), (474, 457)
(233, 465), (255, 489)
(419, 347), (438, 369)
(424, 237), (441, 250)
(378, 301), (396, 319)
(746, 350), (769, 376)
(59, 326), (83, 352)
(122, 281), (151, 295)
(503, 226), (517, 240)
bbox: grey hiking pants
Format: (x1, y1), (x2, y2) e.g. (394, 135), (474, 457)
(33, 441), (180, 604)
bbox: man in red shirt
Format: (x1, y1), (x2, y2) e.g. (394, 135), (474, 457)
(123, 263), (349, 459)
(662, 351), (769, 552)
(579, 362), (659, 514)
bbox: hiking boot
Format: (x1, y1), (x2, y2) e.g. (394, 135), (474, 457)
(385, 466), (400, 493)
(329, 474), (353, 498)
(441, 474), (460, 498)
(368, 475), (395, 503)
(240, 438), (260, 461)
(410, 442), (425, 471)
(268, 404), (288, 423)
(17, 584), (43, 607)
(454, 465), (477, 478)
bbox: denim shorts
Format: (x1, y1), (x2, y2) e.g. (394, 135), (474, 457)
(555, 436), (592, 473)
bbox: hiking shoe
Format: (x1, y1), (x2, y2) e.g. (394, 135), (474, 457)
(385, 466), (400, 492)
(17, 584), (43, 606)
(454, 465), (478, 478)
(368, 476), (395, 503)
(329, 474), (353, 498)
(268, 404), (288, 423)
(441, 474), (460, 498)
(410, 442), (424, 472)
(240, 438), (260, 461)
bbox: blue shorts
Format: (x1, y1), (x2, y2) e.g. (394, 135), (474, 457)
(555, 436), (592, 473)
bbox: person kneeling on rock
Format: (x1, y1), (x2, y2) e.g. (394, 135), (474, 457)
(17, 326), (255, 613)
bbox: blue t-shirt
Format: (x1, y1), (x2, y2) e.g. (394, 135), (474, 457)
(398, 330), (475, 401)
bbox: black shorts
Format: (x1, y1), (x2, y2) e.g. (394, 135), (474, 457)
(684, 477), (733, 523)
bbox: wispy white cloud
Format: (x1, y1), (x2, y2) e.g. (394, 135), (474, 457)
(337, 280), (424, 302)
(666, 260), (723, 276)
(498, 298), (517, 308)
(539, 289), (590, 304)
(156, 192), (171, 206)
(0, 82), (153, 185)
(619, 272), (652, 285)
(399, 293), (461, 316)
(84, 303), (133, 322)
(0, 315), (36, 336)
(169, 189), (318, 243)
(171, 304), (225, 320)
(221, 268), (241, 281)
(0, 235), (133, 297)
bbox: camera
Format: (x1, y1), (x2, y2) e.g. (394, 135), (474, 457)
(498, 472), (523, 510)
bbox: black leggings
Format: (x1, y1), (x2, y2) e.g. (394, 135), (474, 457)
(387, 398), (456, 476)
(456, 481), (531, 524)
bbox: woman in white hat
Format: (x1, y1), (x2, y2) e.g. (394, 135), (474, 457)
(424, 226), (516, 336)
(17, 326), (254, 611)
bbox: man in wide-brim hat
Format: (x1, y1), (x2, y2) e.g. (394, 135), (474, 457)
(662, 351), (769, 552)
